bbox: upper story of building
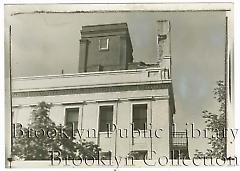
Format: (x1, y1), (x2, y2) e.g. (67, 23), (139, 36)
(12, 67), (175, 117)
(79, 23), (133, 72)
(12, 21), (174, 102)
(12, 67), (171, 93)
(78, 21), (172, 74)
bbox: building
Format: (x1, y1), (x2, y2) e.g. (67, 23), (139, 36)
(11, 21), (189, 160)
(79, 23), (133, 72)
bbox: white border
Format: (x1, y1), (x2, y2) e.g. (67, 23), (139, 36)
(1, 0), (239, 170)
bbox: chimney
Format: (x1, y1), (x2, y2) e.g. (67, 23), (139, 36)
(157, 20), (171, 66)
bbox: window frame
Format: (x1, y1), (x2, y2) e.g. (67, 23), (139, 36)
(98, 104), (114, 133)
(129, 150), (148, 160)
(99, 38), (110, 51)
(131, 102), (149, 131)
(64, 106), (81, 130)
(99, 151), (112, 160)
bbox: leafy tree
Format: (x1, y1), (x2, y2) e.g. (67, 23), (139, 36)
(194, 80), (226, 159)
(12, 101), (101, 160)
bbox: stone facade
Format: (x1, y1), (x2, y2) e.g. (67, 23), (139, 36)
(12, 68), (174, 159)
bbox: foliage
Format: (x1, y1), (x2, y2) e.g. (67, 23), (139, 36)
(194, 80), (226, 159)
(12, 101), (101, 160)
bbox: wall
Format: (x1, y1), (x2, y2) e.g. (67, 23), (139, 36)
(12, 68), (171, 92)
(78, 23), (133, 72)
(12, 87), (171, 159)
(87, 35), (121, 68)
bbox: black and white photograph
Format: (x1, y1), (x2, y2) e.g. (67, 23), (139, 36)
(4, 2), (236, 168)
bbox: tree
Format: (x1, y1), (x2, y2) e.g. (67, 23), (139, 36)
(194, 80), (226, 159)
(12, 101), (101, 160)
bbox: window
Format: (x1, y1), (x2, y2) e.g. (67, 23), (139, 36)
(128, 150), (148, 160)
(132, 104), (147, 130)
(99, 38), (109, 51)
(100, 151), (112, 160)
(65, 108), (79, 130)
(99, 105), (113, 132)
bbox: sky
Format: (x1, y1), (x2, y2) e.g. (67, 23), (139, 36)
(5, 6), (226, 157)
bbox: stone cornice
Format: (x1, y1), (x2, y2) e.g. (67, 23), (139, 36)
(12, 83), (170, 98)
(12, 95), (170, 108)
(81, 30), (129, 38)
(12, 68), (164, 81)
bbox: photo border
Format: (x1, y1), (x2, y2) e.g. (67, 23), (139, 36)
(4, 2), (234, 168)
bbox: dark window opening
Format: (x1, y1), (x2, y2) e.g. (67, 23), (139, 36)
(128, 150), (148, 160)
(65, 108), (79, 130)
(132, 104), (147, 130)
(99, 105), (113, 132)
(100, 151), (112, 160)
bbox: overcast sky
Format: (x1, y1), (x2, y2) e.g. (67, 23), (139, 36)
(5, 6), (226, 157)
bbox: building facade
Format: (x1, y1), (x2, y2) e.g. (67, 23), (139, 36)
(79, 23), (133, 72)
(11, 21), (188, 160)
